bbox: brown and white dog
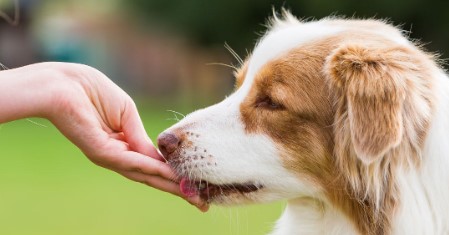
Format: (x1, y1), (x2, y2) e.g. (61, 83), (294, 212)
(157, 12), (449, 235)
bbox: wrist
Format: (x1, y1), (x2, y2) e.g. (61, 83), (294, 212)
(0, 63), (76, 123)
(38, 63), (89, 122)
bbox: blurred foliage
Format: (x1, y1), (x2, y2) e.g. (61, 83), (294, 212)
(127, 0), (449, 64)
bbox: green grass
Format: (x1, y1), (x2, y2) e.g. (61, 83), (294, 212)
(0, 104), (284, 235)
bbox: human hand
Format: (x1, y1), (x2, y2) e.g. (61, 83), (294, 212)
(0, 62), (209, 212)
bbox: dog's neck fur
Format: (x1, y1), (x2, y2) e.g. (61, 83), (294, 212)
(392, 69), (449, 234)
(271, 69), (449, 235)
(271, 198), (358, 235)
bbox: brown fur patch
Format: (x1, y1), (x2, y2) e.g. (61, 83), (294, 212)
(239, 29), (434, 235)
(234, 61), (248, 89)
(328, 44), (409, 162)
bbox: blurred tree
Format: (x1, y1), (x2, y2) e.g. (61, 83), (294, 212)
(126, 0), (449, 65)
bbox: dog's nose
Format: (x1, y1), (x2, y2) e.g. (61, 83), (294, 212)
(157, 132), (181, 159)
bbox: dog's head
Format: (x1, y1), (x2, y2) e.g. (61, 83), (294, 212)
(157, 13), (435, 229)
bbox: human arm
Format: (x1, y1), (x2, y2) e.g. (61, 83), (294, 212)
(0, 62), (208, 211)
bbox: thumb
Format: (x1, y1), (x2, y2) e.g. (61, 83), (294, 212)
(121, 100), (164, 161)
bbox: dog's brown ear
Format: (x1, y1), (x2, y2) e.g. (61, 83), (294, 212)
(325, 44), (412, 164)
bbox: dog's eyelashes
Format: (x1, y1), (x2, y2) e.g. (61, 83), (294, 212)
(255, 96), (284, 110)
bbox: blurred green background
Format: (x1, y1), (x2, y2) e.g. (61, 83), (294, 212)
(0, 0), (448, 234)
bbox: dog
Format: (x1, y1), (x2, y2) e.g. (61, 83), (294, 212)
(157, 11), (449, 235)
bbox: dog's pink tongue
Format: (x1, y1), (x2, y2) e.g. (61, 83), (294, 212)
(180, 178), (199, 197)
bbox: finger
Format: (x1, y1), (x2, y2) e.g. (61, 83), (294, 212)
(198, 204), (210, 212)
(121, 170), (181, 195)
(121, 100), (163, 161)
(113, 151), (178, 181)
(148, 144), (165, 162)
(119, 170), (209, 211)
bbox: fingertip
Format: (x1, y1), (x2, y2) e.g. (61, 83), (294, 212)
(185, 196), (209, 212)
(122, 151), (177, 180)
(149, 146), (166, 162)
(198, 204), (210, 212)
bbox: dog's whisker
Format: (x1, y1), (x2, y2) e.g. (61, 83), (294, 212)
(166, 117), (180, 122)
(224, 43), (244, 65)
(167, 109), (186, 119)
(205, 62), (238, 71)
(165, 110), (184, 123)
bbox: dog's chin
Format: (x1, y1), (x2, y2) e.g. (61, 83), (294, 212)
(179, 177), (265, 205)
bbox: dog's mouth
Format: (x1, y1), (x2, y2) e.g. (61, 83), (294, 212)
(180, 178), (263, 202)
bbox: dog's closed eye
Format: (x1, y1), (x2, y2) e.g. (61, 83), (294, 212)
(255, 95), (284, 110)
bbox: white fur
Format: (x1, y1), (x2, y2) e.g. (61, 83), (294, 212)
(392, 70), (449, 234)
(271, 198), (357, 235)
(162, 16), (449, 234)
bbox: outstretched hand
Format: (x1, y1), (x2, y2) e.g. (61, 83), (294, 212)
(0, 62), (208, 212)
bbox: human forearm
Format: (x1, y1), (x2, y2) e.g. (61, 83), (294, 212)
(0, 65), (58, 123)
